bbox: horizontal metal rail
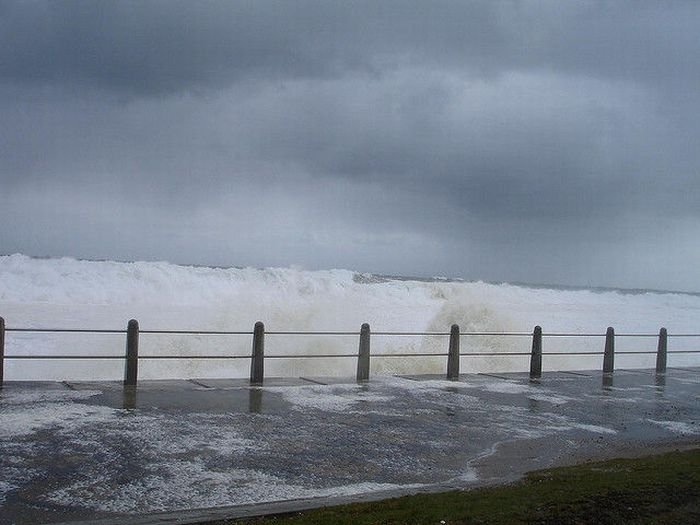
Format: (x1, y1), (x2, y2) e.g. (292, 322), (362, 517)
(541, 333), (608, 337)
(267, 331), (360, 336)
(1, 318), (698, 386)
(4, 355), (125, 359)
(542, 351), (604, 356)
(5, 327), (700, 338)
(459, 332), (532, 337)
(6, 328), (126, 334)
(141, 330), (253, 335)
(6, 328), (253, 335)
(374, 331), (450, 336)
(615, 334), (663, 338)
(7, 349), (697, 360)
(462, 352), (530, 356)
(266, 353), (357, 359)
(371, 352), (450, 357)
(138, 355), (250, 359)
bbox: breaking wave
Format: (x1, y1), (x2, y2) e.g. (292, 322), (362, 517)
(1, 254), (698, 380)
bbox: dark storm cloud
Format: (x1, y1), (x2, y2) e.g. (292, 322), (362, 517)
(2, 1), (698, 94)
(1, 0), (699, 290)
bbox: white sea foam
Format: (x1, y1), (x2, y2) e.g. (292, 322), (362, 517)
(647, 419), (700, 435)
(1, 375), (688, 515)
(265, 384), (395, 412)
(0, 390), (111, 439)
(1, 254), (698, 380)
(0, 389), (103, 405)
(526, 393), (576, 405)
(48, 459), (425, 513)
(480, 381), (532, 395)
(569, 423), (618, 435)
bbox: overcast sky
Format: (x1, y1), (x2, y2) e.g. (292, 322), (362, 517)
(1, 1), (699, 291)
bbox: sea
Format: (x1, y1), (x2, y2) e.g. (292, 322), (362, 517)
(1, 254), (698, 380)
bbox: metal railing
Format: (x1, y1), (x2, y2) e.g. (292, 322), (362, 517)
(0, 316), (698, 386)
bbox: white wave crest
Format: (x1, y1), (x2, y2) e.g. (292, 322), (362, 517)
(1, 254), (698, 380)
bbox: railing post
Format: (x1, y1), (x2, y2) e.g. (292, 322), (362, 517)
(656, 327), (667, 373)
(124, 319), (139, 386)
(530, 325), (542, 379)
(0, 316), (5, 387)
(357, 323), (370, 382)
(250, 321), (265, 384)
(447, 324), (460, 379)
(603, 326), (615, 374)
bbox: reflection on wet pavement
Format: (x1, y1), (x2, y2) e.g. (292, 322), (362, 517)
(1, 368), (699, 524)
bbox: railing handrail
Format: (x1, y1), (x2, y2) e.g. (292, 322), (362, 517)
(4, 326), (700, 337)
(5, 349), (699, 358)
(1, 317), (698, 386)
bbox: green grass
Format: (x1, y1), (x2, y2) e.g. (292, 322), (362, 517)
(228, 448), (700, 525)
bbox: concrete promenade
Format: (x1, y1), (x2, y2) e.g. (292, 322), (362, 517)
(1, 368), (699, 525)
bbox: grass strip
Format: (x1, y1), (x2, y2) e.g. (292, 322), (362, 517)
(228, 448), (700, 525)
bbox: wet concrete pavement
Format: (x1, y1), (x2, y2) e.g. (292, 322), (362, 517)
(1, 368), (699, 525)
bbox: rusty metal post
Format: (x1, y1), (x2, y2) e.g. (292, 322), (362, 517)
(124, 319), (139, 386)
(530, 325), (543, 379)
(250, 321), (265, 384)
(655, 327), (667, 373)
(447, 324), (460, 379)
(357, 323), (370, 382)
(603, 326), (615, 374)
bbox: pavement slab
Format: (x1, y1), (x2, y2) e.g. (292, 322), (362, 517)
(1, 368), (699, 525)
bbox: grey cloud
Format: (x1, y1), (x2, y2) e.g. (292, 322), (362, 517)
(1, 1), (699, 95)
(2, 66), (698, 224)
(1, 1), (699, 291)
